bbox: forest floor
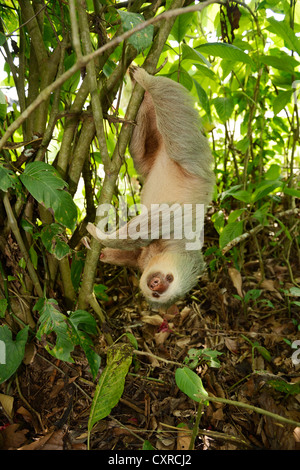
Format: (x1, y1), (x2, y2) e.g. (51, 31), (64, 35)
(1, 217), (300, 451)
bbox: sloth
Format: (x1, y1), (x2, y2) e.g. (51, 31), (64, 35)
(87, 67), (215, 308)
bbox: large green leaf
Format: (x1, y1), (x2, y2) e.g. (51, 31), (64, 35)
(260, 54), (299, 73)
(171, 12), (195, 43)
(118, 11), (153, 52)
(88, 344), (133, 430)
(20, 162), (77, 230)
(40, 223), (71, 260)
(213, 96), (234, 122)
(267, 18), (300, 56)
(181, 43), (211, 67)
(273, 89), (293, 115)
(0, 325), (29, 384)
(195, 42), (253, 66)
(69, 310), (100, 379)
(251, 179), (283, 202)
(194, 79), (211, 119)
(36, 298), (75, 362)
(35, 299), (100, 378)
(0, 164), (19, 191)
(219, 220), (244, 249)
(175, 367), (208, 403)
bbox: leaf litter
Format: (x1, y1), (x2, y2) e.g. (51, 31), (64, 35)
(0, 218), (300, 451)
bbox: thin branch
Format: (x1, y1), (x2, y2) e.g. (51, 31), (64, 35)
(203, 395), (300, 429)
(69, 0), (82, 58)
(3, 193), (43, 298)
(77, 0), (110, 170)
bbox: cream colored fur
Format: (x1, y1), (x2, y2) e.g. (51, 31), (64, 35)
(87, 67), (215, 308)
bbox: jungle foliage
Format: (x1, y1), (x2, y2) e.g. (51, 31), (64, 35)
(0, 0), (299, 450)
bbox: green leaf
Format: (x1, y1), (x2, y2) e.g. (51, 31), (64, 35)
(175, 367), (208, 403)
(194, 64), (217, 82)
(88, 344), (133, 430)
(36, 298), (74, 362)
(213, 96), (234, 122)
(267, 18), (300, 56)
(196, 42), (253, 65)
(181, 43), (211, 67)
(69, 310), (100, 379)
(211, 210), (225, 235)
(142, 440), (156, 450)
(283, 187), (300, 198)
(0, 90), (7, 120)
(273, 89), (293, 115)
(70, 251), (85, 291)
(265, 164), (281, 180)
(260, 54), (298, 73)
(255, 344), (272, 362)
(20, 162), (77, 230)
(231, 190), (252, 203)
(69, 310), (98, 336)
(228, 208), (246, 224)
(0, 164), (19, 191)
(244, 289), (262, 303)
(118, 11), (153, 52)
(289, 287), (300, 297)
(251, 179), (282, 202)
(0, 325), (29, 384)
(171, 12), (195, 43)
(40, 223), (71, 260)
(268, 378), (300, 395)
(94, 283), (109, 301)
(0, 32), (6, 46)
(194, 79), (211, 119)
(35, 300), (100, 376)
(219, 220), (244, 249)
(0, 299), (8, 318)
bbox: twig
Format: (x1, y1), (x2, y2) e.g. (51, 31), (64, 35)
(133, 349), (181, 367)
(77, 0), (110, 170)
(189, 399), (203, 450)
(202, 395), (300, 428)
(160, 422), (251, 448)
(3, 193), (43, 297)
(69, 0), (82, 58)
(15, 375), (45, 432)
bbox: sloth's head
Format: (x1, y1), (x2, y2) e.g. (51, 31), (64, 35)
(139, 251), (204, 308)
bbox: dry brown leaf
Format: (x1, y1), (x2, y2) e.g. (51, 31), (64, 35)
(176, 337), (191, 349)
(224, 337), (239, 354)
(2, 424), (29, 450)
(0, 394), (14, 419)
(141, 314), (164, 326)
(154, 329), (171, 345)
(228, 267), (243, 297)
(180, 307), (192, 323)
(212, 407), (224, 421)
(293, 427), (300, 443)
(23, 343), (37, 365)
(16, 406), (33, 424)
(260, 279), (277, 291)
(176, 424), (191, 450)
(19, 429), (66, 450)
